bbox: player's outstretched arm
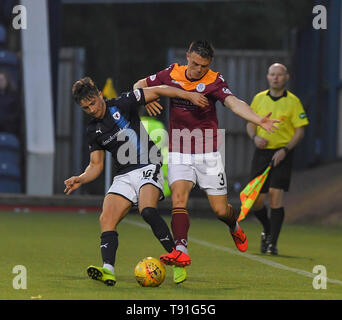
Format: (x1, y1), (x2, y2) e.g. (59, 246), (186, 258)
(134, 78), (163, 117)
(224, 95), (279, 133)
(142, 85), (209, 108)
(64, 150), (105, 195)
(133, 78), (148, 90)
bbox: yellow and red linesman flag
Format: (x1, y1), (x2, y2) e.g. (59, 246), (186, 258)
(237, 161), (273, 222)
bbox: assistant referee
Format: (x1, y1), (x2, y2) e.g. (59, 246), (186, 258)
(246, 63), (309, 255)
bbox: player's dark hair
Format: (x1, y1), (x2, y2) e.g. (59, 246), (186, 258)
(188, 40), (214, 59)
(72, 77), (99, 105)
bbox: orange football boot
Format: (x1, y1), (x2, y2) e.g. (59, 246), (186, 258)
(160, 249), (191, 267)
(231, 224), (248, 252)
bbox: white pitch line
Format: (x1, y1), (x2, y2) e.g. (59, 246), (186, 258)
(124, 219), (342, 286)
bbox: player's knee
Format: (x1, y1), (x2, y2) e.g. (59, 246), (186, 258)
(100, 212), (111, 229)
(99, 210), (118, 231)
(269, 189), (284, 208)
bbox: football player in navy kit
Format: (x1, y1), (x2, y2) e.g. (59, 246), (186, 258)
(64, 77), (208, 286)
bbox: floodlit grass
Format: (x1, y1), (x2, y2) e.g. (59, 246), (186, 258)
(0, 210), (341, 300)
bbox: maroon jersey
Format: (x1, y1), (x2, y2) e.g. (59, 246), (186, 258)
(146, 63), (233, 153)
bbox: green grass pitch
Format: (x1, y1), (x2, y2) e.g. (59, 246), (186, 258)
(0, 210), (341, 300)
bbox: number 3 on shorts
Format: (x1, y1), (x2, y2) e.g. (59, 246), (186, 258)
(218, 172), (225, 186)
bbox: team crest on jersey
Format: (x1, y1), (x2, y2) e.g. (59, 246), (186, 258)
(196, 83), (206, 92)
(149, 74), (156, 81)
(113, 111), (121, 120)
(222, 87), (232, 95)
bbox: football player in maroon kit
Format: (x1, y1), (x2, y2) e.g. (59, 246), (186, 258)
(134, 40), (279, 284)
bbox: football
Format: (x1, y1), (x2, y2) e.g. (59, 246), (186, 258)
(134, 257), (166, 287)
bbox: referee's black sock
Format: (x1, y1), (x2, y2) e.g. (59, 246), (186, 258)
(100, 230), (119, 267)
(270, 207), (285, 246)
(141, 207), (175, 253)
(253, 206), (270, 235)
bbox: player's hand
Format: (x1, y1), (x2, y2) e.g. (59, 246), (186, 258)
(64, 176), (82, 195)
(272, 148), (286, 167)
(188, 92), (209, 108)
(259, 112), (280, 133)
(254, 136), (268, 149)
(145, 100), (163, 116)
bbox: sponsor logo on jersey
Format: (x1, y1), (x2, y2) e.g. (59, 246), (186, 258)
(219, 75), (225, 82)
(102, 121), (131, 146)
(196, 83), (206, 92)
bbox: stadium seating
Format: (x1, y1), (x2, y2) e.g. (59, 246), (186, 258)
(0, 49), (19, 86)
(0, 161), (22, 193)
(0, 132), (22, 193)
(0, 24), (6, 43)
(0, 21), (19, 87)
(0, 132), (20, 165)
(0, 6), (23, 194)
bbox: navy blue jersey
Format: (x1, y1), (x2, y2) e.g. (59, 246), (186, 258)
(86, 89), (161, 176)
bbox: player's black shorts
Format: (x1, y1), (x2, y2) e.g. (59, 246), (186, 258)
(250, 148), (293, 193)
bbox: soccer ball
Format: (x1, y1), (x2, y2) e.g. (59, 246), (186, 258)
(134, 257), (166, 287)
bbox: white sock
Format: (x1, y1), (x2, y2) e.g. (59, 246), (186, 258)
(103, 263), (114, 274)
(176, 244), (188, 254)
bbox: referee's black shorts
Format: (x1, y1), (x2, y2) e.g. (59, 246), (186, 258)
(250, 148), (293, 193)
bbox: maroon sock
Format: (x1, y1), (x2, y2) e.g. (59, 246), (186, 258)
(171, 208), (190, 251)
